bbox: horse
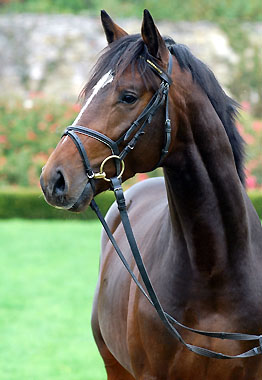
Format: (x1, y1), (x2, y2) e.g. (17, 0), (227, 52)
(40, 9), (262, 379)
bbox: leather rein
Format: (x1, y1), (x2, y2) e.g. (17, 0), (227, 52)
(62, 53), (262, 359)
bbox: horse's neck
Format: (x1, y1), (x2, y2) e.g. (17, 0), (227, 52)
(164, 92), (249, 276)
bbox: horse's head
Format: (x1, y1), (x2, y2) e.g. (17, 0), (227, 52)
(40, 10), (176, 212)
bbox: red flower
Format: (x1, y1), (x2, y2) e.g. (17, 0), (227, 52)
(241, 101), (251, 112)
(0, 135), (7, 144)
(38, 122), (47, 131)
(29, 91), (44, 99)
(253, 120), (262, 133)
(246, 174), (258, 189)
(50, 123), (58, 132)
(243, 133), (255, 145)
(44, 113), (54, 122)
(72, 104), (81, 112)
(27, 131), (37, 141)
(236, 121), (244, 136)
(0, 156), (6, 167)
(137, 173), (149, 182)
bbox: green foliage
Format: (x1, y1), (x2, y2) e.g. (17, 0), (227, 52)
(237, 110), (262, 186)
(0, 187), (115, 219)
(0, 0), (95, 13)
(1, 0), (262, 21)
(248, 190), (262, 219)
(224, 24), (262, 118)
(0, 99), (80, 187)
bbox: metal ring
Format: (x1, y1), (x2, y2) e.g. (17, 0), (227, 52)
(98, 155), (125, 182)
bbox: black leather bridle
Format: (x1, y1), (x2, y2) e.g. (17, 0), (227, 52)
(62, 53), (262, 359)
(63, 53), (173, 193)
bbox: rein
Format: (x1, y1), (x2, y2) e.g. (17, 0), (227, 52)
(63, 53), (262, 359)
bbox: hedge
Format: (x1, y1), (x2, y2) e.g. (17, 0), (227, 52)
(0, 187), (261, 220)
(2, 0), (262, 22)
(0, 188), (115, 220)
(248, 190), (262, 220)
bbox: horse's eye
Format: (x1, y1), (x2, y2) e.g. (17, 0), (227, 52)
(120, 93), (137, 104)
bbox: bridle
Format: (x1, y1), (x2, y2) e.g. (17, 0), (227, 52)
(62, 52), (262, 359)
(62, 53), (173, 193)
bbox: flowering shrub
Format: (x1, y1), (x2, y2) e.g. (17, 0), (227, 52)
(237, 102), (262, 189)
(0, 96), (80, 187)
(0, 97), (261, 189)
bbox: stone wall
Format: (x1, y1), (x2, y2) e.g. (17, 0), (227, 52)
(0, 14), (260, 101)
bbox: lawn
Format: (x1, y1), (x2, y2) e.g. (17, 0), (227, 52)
(0, 220), (106, 380)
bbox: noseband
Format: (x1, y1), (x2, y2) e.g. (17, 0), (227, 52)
(62, 53), (173, 193)
(61, 52), (262, 359)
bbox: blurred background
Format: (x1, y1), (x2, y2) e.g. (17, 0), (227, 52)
(0, 1), (261, 379)
(0, 0), (261, 193)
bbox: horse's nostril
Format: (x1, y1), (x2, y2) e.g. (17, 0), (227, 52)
(53, 170), (66, 196)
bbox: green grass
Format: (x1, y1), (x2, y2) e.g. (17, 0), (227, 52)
(0, 220), (106, 380)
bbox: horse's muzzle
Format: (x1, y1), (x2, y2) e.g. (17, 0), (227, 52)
(68, 182), (94, 212)
(40, 168), (93, 212)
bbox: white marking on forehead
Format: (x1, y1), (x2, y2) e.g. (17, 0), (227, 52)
(72, 71), (114, 126)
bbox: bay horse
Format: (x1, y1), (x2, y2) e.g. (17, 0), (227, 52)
(40, 10), (262, 379)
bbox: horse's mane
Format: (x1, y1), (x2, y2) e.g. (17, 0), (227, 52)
(81, 34), (245, 185)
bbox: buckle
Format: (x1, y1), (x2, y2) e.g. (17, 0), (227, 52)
(165, 119), (171, 131)
(87, 172), (95, 179)
(94, 155), (125, 182)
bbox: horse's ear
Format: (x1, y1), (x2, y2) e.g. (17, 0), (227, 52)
(141, 9), (168, 61)
(101, 10), (128, 44)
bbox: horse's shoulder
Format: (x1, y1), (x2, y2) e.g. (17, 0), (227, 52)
(124, 176), (166, 200)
